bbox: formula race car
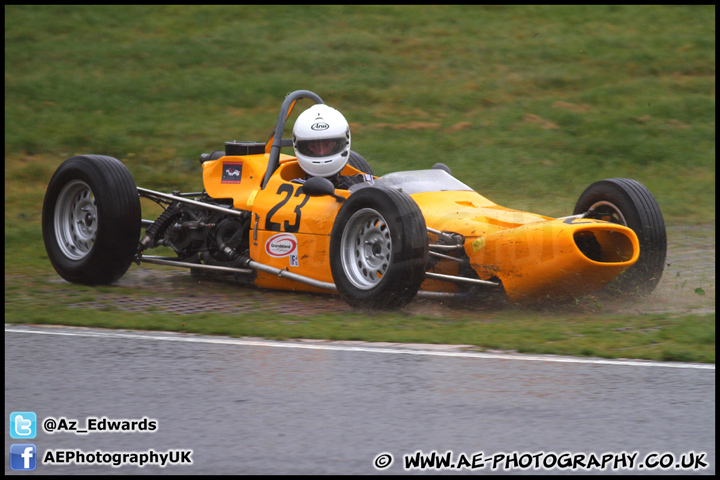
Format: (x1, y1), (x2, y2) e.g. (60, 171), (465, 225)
(42, 90), (667, 309)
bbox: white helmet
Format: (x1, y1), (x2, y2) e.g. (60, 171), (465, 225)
(292, 104), (351, 177)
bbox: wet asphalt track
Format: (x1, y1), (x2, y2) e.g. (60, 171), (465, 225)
(4, 325), (714, 475)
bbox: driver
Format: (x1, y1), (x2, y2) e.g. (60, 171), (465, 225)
(292, 104), (371, 189)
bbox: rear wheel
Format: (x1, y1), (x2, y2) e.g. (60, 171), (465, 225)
(573, 178), (666, 295)
(42, 155), (141, 284)
(330, 186), (427, 309)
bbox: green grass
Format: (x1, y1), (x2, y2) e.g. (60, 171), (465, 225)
(5, 6), (715, 215)
(4, 268), (715, 363)
(4, 5), (715, 362)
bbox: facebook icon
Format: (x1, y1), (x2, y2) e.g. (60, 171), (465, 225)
(10, 444), (37, 470)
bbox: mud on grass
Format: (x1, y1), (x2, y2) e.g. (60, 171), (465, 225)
(5, 225), (715, 363)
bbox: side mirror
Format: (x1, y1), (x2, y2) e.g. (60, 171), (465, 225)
(302, 177), (345, 202)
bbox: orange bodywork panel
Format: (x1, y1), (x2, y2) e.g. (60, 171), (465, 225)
(412, 190), (638, 300)
(202, 155), (365, 293)
(202, 153), (281, 209)
(464, 219), (638, 300)
(411, 190), (551, 236)
(202, 157), (640, 300)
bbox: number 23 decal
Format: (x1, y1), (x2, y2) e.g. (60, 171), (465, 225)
(265, 184), (310, 233)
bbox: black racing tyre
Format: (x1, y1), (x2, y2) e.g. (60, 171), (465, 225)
(573, 178), (666, 295)
(330, 186), (428, 309)
(42, 155), (142, 285)
(348, 150), (373, 176)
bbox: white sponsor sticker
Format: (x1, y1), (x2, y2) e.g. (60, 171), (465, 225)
(265, 233), (298, 259)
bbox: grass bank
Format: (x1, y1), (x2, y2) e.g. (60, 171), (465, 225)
(5, 6), (715, 362)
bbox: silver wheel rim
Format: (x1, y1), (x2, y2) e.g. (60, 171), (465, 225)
(340, 208), (392, 290)
(54, 179), (98, 260)
(587, 200), (627, 226)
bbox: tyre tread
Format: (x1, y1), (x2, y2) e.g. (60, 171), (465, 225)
(42, 155), (141, 285)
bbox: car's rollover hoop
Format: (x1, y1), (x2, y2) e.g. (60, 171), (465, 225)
(41, 90), (668, 310)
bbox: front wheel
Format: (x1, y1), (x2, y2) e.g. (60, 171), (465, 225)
(42, 155), (141, 284)
(573, 178), (666, 295)
(330, 186), (428, 309)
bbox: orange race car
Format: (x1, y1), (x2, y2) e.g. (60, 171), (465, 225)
(42, 90), (667, 309)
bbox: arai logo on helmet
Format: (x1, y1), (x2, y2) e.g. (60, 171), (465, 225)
(265, 233), (298, 258)
(311, 122), (329, 131)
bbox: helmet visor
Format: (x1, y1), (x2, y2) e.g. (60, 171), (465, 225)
(295, 137), (347, 158)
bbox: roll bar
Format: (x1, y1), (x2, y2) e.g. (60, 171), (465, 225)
(261, 90), (324, 189)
